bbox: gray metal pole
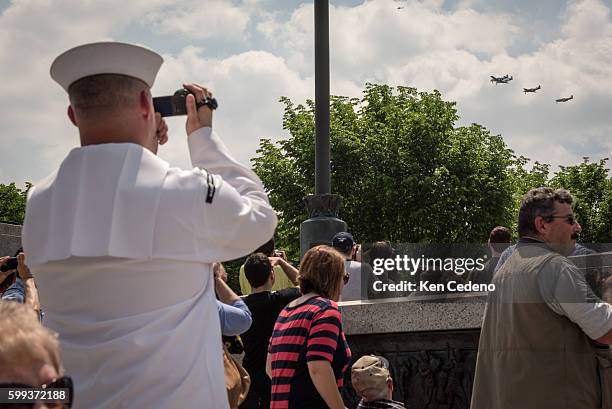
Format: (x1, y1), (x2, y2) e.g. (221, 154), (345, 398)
(314, 0), (330, 195)
(300, 0), (345, 259)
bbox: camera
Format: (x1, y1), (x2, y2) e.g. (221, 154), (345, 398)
(153, 89), (218, 117)
(0, 257), (18, 272)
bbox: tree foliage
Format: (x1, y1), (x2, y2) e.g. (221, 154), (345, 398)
(253, 84), (612, 256)
(2, 85), (610, 291)
(0, 182), (30, 224)
(550, 158), (612, 243)
(253, 84), (519, 256)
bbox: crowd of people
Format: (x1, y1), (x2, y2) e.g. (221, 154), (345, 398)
(0, 40), (611, 409)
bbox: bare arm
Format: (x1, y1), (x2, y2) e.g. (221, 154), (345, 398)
(307, 361), (347, 409)
(214, 263), (240, 305)
(183, 85), (277, 262)
(266, 353), (272, 379)
(270, 256), (299, 286)
(17, 253), (40, 316)
(22, 279), (40, 316)
(596, 328), (612, 344)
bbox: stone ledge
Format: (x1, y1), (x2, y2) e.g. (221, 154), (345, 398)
(339, 293), (486, 335)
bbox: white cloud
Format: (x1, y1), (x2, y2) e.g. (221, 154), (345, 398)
(561, 0), (611, 41)
(384, 50), (485, 99)
(257, 0), (519, 78)
(144, 0), (251, 41)
(1, 0), (611, 186)
(0, 0), (280, 185)
(454, 0), (484, 9)
(153, 47), (312, 170)
(0, 0), (172, 184)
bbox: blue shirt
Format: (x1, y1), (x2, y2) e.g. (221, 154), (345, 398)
(217, 299), (252, 336)
(2, 277), (25, 303)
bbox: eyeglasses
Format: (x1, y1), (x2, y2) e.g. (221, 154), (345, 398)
(545, 214), (577, 225)
(0, 376), (73, 409)
(343, 272), (350, 284)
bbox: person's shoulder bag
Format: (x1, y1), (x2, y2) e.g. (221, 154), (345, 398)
(223, 343), (251, 409)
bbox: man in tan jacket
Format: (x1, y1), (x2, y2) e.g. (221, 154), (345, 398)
(471, 187), (612, 409)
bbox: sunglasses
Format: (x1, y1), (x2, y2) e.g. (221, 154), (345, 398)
(343, 272), (350, 284)
(0, 376), (73, 409)
(545, 214), (576, 226)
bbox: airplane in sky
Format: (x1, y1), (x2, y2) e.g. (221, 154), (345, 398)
(555, 95), (574, 103)
(490, 74), (513, 84)
(523, 85), (541, 93)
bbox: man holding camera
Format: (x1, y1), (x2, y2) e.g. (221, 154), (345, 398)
(1, 250), (40, 317)
(22, 42), (277, 409)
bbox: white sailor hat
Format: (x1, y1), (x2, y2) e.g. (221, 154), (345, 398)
(50, 41), (163, 92)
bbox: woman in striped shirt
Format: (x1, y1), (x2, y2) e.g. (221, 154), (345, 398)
(266, 245), (351, 409)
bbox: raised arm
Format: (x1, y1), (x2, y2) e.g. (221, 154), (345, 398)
(182, 84), (277, 261)
(215, 263), (252, 336)
(214, 263), (240, 305)
(17, 253), (40, 317)
(269, 256), (299, 286)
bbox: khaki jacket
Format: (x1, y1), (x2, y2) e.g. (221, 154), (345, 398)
(471, 243), (605, 409)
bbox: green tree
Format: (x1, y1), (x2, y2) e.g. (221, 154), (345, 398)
(0, 182), (31, 224)
(506, 157), (551, 237)
(550, 158), (612, 243)
(253, 84), (517, 254)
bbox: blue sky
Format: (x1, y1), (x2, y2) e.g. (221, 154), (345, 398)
(1, 0), (611, 187)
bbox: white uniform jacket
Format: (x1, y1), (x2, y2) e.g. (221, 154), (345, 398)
(22, 127), (277, 409)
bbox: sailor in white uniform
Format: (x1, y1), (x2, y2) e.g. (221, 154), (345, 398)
(22, 42), (277, 409)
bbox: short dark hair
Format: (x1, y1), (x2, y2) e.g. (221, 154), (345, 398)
(254, 238), (275, 257)
(244, 253), (272, 288)
(488, 227), (512, 253)
(518, 187), (573, 237)
(369, 241), (394, 261)
(68, 74), (148, 118)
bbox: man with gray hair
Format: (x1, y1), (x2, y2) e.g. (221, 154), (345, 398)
(22, 42), (277, 409)
(471, 187), (612, 409)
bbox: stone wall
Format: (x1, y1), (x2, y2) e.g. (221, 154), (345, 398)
(339, 294), (485, 409)
(337, 252), (611, 408)
(0, 222), (22, 256)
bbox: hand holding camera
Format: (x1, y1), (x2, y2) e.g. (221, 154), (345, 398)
(152, 88), (218, 117)
(213, 262), (228, 283)
(0, 256), (17, 288)
(0, 256), (17, 272)
(274, 249), (288, 261)
(16, 253), (33, 280)
(152, 83), (218, 136)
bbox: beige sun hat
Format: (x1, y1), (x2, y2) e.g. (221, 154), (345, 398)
(351, 355), (391, 399)
(50, 41), (163, 91)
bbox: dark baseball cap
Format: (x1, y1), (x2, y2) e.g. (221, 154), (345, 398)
(332, 232), (355, 251)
